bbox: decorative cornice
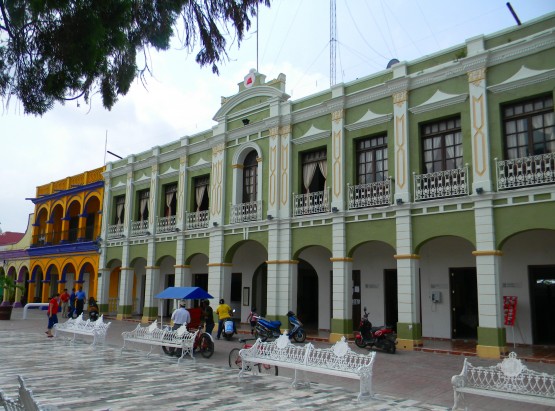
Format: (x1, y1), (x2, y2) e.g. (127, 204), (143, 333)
(174, 265), (192, 269)
(206, 262), (233, 267)
(393, 254), (420, 260)
(291, 125), (331, 145)
(487, 28), (555, 67)
(472, 250), (503, 256)
(212, 143), (225, 155)
(187, 157), (212, 172)
(409, 90), (468, 115)
(488, 65), (555, 94)
(266, 260), (299, 265)
(231, 164), (244, 169)
(145, 266), (160, 270)
(329, 257), (353, 262)
(345, 109), (393, 131)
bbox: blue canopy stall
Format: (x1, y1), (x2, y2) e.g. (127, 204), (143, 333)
(154, 287), (213, 328)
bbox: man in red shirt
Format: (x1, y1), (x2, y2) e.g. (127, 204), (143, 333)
(60, 289), (70, 318)
(45, 293), (60, 338)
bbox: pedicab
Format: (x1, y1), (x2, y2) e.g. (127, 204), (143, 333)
(154, 287), (215, 358)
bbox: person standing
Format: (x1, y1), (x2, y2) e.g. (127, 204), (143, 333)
(69, 288), (76, 318)
(45, 293), (60, 338)
(171, 300), (191, 330)
(75, 286), (86, 317)
(60, 289), (70, 318)
(202, 299), (215, 335)
(215, 298), (232, 340)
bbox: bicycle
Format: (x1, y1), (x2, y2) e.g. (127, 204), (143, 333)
(162, 325), (214, 359)
(228, 338), (278, 375)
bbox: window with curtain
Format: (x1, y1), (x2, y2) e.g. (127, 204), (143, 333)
(163, 183), (177, 217)
(356, 135), (388, 184)
(242, 150), (258, 203)
(301, 149), (327, 194)
(193, 175), (210, 211)
(114, 195), (125, 225)
(503, 95), (554, 159)
(421, 117), (462, 173)
(137, 189), (150, 221)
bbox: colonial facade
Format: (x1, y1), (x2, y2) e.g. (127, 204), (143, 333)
(26, 167), (105, 303)
(99, 13), (555, 358)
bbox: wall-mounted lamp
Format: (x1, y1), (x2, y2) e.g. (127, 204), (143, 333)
(267, 214), (274, 220)
(475, 187), (484, 194)
(213, 221), (218, 227)
(396, 198), (403, 205)
(242, 118), (250, 126)
(331, 207), (339, 213)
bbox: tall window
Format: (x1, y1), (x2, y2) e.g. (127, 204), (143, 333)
(114, 195), (125, 224)
(301, 149), (327, 193)
(422, 117), (462, 173)
(163, 183), (177, 217)
(243, 150), (258, 203)
(193, 175), (210, 212)
(137, 189), (150, 221)
(356, 135), (388, 184)
(503, 95), (554, 159)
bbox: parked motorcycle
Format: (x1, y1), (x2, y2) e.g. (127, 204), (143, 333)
(254, 311), (306, 343)
(353, 307), (396, 354)
(222, 309), (237, 341)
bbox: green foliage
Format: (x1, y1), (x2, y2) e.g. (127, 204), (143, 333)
(0, 0), (270, 115)
(0, 274), (25, 303)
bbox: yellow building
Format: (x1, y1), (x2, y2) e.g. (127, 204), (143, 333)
(27, 167), (104, 304)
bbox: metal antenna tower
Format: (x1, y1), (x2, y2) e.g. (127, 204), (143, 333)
(330, 0), (337, 87)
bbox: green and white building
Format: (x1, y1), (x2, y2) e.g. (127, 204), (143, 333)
(99, 13), (555, 358)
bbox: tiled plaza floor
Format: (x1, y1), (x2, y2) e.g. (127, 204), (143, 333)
(0, 331), (447, 411)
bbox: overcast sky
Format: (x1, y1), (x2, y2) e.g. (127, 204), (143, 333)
(1, 0), (554, 233)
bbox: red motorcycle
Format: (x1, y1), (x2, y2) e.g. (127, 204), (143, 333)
(353, 307), (396, 354)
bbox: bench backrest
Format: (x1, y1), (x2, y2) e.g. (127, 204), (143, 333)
(17, 376), (40, 411)
(463, 353), (555, 398)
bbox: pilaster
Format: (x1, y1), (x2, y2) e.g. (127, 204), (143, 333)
(279, 126), (292, 218)
(393, 89), (410, 203)
(266, 219), (294, 319)
(117, 267), (134, 320)
(210, 143), (226, 226)
(142, 266), (160, 321)
(331, 109), (345, 211)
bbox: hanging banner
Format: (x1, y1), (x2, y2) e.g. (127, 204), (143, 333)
(503, 296), (518, 326)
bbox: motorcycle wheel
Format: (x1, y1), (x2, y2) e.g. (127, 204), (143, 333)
(293, 329), (306, 343)
(258, 363), (279, 376)
(224, 332), (233, 341)
(354, 337), (366, 348)
(162, 345), (176, 356)
(199, 333), (214, 358)
(228, 348), (241, 368)
(383, 339), (396, 354)
(257, 328), (269, 342)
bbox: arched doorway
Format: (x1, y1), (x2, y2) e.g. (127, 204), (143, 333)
(297, 260), (318, 329)
(252, 262), (267, 316)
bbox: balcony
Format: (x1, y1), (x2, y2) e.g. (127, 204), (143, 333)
(496, 153), (555, 190)
(348, 178), (392, 209)
(414, 166), (469, 201)
(157, 215), (177, 233)
(293, 188), (330, 216)
(130, 220), (149, 237)
(230, 200), (262, 223)
(31, 227), (95, 247)
(107, 223), (124, 239)
(186, 210), (209, 230)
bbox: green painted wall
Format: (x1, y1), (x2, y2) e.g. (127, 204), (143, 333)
(155, 241), (177, 262)
(105, 246), (123, 264)
(292, 91), (332, 111)
(292, 225), (332, 257)
(346, 219), (396, 256)
(184, 238), (210, 263)
(344, 72), (392, 95)
(412, 211), (475, 251)
(495, 202), (555, 248)
(129, 244), (148, 263)
(224, 233), (269, 262)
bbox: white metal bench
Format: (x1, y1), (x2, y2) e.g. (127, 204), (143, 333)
(53, 314), (111, 348)
(0, 375), (59, 411)
(239, 333), (376, 401)
(451, 352), (555, 410)
(121, 320), (198, 363)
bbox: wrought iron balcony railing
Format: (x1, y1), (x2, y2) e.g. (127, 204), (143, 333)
(293, 188), (330, 216)
(156, 215), (177, 233)
(230, 200), (262, 223)
(107, 223), (124, 239)
(185, 210), (209, 230)
(496, 153), (555, 190)
(130, 220), (149, 237)
(348, 178), (392, 209)
(414, 166), (469, 201)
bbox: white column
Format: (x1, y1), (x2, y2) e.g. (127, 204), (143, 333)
(279, 126), (292, 218)
(142, 266), (160, 321)
(117, 267), (134, 320)
(267, 126), (280, 218)
(174, 265), (192, 288)
(331, 107), (345, 211)
(266, 220), (293, 319)
(176, 154), (188, 231)
(209, 142), (226, 226)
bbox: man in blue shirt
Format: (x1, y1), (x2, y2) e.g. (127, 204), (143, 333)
(75, 286), (86, 317)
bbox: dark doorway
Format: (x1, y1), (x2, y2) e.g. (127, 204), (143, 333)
(450, 268), (478, 339)
(297, 260), (318, 329)
(529, 265), (555, 345)
(352, 270), (361, 331)
(164, 274), (175, 317)
(193, 273), (208, 291)
(384, 269), (398, 331)
(252, 263), (267, 316)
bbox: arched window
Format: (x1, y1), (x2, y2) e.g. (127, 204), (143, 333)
(243, 150), (258, 203)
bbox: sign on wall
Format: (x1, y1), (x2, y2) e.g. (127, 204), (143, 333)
(503, 296), (518, 326)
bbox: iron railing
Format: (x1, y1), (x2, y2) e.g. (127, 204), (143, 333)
(348, 178), (392, 209)
(230, 200), (262, 223)
(156, 215), (177, 233)
(293, 188), (330, 216)
(185, 210), (209, 230)
(414, 166), (469, 201)
(496, 153), (555, 190)
(130, 220), (149, 237)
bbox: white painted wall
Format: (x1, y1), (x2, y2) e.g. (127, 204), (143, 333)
(419, 236), (475, 339)
(501, 229), (555, 345)
(352, 241), (396, 327)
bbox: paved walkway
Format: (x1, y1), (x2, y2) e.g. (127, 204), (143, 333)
(0, 308), (554, 410)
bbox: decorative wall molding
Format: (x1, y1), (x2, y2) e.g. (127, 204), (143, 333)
(409, 90), (468, 114)
(345, 109), (393, 131)
(291, 125), (331, 145)
(488, 65), (555, 93)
